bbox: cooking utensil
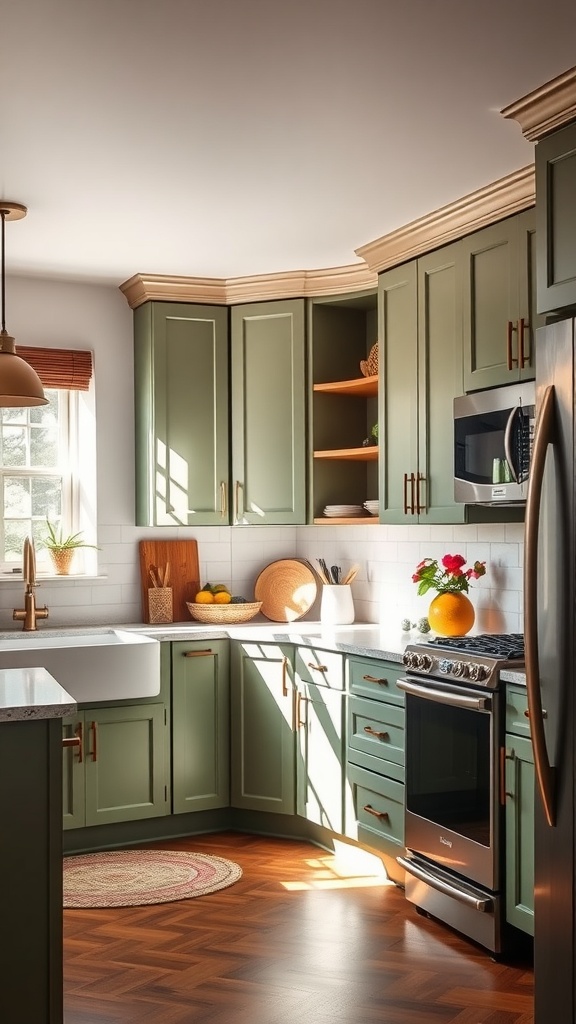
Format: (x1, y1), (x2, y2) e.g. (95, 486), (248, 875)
(316, 559), (330, 585)
(342, 563), (360, 585)
(331, 565), (341, 584)
(149, 568), (158, 588)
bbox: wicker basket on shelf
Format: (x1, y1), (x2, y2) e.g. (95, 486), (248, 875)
(360, 342), (378, 378)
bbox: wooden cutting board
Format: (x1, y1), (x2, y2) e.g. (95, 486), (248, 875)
(139, 539), (200, 623)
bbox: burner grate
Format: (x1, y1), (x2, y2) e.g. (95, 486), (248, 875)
(427, 633), (524, 660)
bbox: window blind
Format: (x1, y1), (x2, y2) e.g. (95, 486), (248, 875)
(16, 347), (93, 391)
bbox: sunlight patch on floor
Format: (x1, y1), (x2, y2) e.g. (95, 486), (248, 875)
(280, 840), (394, 890)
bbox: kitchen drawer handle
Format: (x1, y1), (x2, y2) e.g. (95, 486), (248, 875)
(307, 662), (328, 673)
(409, 472), (416, 514)
(397, 856), (492, 912)
(403, 473), (409, 515)
(296, 692), (307, 728)
(184, 649), (214, 657)
(362, 674), (388, 686)
(220, 481), (227, 518)
(415, 472), (425, 514)
(363, 804), (389, 822)
(524, 707), (547, 718)
(282, 656), (289, 697)
(363, 726), (389, 741)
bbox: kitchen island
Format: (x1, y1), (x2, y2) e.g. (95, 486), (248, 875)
(0, 667), (76, 1024)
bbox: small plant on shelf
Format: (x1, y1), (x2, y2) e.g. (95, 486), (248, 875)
(40, 519), (99, 575)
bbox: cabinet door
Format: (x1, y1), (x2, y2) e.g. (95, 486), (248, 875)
(461, 214), (540, 391)
(536, 121), (576, 314)
(134, 301), (229, 526)
(62, 715), (85, 831)
(505, 733), (535, 935)
(417, 243), (466, 523)
(296, 683), (345, 834)
(230, 640), (295, 814)
(84, 704), (168, 826)
(231, 299), (306, 524)
(378, 261), (418, 523)
(172, 640), (230, 813)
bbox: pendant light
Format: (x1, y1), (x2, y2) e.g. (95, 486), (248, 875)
(0, 202), (47, 407)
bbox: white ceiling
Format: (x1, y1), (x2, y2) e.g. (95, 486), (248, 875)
(4, 0), (576, 286)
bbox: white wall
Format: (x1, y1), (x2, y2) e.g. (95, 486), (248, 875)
(0, 275), (524, 633)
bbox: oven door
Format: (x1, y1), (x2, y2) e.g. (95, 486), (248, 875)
(397, 676), (500, 892)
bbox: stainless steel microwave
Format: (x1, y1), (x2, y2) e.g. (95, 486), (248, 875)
(454, 381), (536, 504)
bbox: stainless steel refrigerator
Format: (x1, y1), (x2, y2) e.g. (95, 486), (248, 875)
(527, 318), (576, 1021)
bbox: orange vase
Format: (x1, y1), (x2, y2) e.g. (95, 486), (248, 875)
(428, 591), (475, 637)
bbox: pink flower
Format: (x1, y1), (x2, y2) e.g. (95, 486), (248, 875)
(441, 553), (466, 574)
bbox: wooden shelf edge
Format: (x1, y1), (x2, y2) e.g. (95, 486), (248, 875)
(313, 375), (378, 397)
(313, 517), (379, 525)
(313, 447), (379, 461)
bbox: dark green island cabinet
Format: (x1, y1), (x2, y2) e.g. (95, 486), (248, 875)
(504, 683), (535, 936)
(134, 298), (306, 526)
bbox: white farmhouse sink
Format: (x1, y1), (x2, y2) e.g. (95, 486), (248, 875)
(0, 629), (160, 703)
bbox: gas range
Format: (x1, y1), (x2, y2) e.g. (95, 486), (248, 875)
(402, 633), (525, 690)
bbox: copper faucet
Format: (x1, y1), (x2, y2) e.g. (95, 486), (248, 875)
(13, 536), (49, 631)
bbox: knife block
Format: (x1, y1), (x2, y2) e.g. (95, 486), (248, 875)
(148, 587), (173, 624)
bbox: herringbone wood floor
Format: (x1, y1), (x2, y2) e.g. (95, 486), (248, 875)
(63, 832), (534, 1024)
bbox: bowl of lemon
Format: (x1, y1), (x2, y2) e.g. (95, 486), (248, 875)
(186, 584), (263, 624)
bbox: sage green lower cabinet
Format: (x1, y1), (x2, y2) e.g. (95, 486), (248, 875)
(345, 655), (405, 879)
(504, 683), (534, 936)
(171, 639), (230, 812)
(294, 646), (346, 834)
(230, 639), (296, 814)
(62, 703), (168, 830)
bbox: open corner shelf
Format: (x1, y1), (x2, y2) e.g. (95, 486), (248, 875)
(313, 446), (378, 461)
(313, 374), (378, 398)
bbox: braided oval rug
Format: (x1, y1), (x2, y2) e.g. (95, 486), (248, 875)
(63, 849), (242, 909)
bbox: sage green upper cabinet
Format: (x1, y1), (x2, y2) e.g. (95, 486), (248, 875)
(535, 121), (576, 314)
(230, 299), (306, 525)
(461, 209), (541, 391)
(134, 301), (229, 526)
(230, 639), (296, 815)
(171, 639), (230, 813)
(379, 243), (464, 524)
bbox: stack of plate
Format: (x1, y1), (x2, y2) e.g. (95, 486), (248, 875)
(363, 499), (380, 516)
(323, 504), (365, 518)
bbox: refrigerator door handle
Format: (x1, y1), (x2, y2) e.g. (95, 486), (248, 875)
(524, 384), (557, 827)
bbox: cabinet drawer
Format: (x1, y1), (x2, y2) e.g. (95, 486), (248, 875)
(347, 762), (404, 847)
(505, 684), (530, 738)
(348, 695), (404, 768)
(295, 646), (344, 689)
(347, 655), (405, 705)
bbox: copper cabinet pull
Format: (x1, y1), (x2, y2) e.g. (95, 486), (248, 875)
(307, 662), (328, 673)
(233, 480), (242, 523)
(500, 746), (513, 805)
(409, 472), (416, 514)
(62, 721), (83, 764)
(90, 721), (98, 762)
(506, 320), (515, 369)
(524, 384), (557, 827)
(220, 481), (227, 518)
(517, 318), (528, 368)
(363, 725), (389, 741)
(362, 674), (388, 686)
(363, 804), (389, 822)
(184, 649), (214, 657)
(415, 472), (425, 514)
(524, 707), (547, 718)
(282, 656), (288, 697)
(296, 692), (307, 728)
(403, 473), (409, 515)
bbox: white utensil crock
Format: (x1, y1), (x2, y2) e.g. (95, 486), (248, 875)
(320, 584), (355, 625)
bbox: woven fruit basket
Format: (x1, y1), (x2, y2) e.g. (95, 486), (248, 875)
(360, 341), (378, 378)
(186, 601), (263, 624)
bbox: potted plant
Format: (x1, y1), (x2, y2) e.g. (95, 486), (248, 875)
(40, 519), (99, 575)
(412, 553), (487, 637)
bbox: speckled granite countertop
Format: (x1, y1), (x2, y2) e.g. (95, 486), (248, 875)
(0, 666), (77, 722)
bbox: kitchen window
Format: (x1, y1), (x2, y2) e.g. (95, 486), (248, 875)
(0, 347), (96, 572)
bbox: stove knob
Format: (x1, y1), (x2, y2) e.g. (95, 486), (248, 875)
(416, 653), (433, 672)
(471, 663), (490, 682)
(402, 651), (418, 669)
(452, 660), (466, 678)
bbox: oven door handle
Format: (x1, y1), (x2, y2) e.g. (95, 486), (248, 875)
(396, 678), (492, 711)
(397, 856), (492, 912)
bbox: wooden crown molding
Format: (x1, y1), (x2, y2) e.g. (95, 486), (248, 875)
(120, 263), (377, 309)
(501, 65), (576, 142)
(355, 165), (535, 274)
